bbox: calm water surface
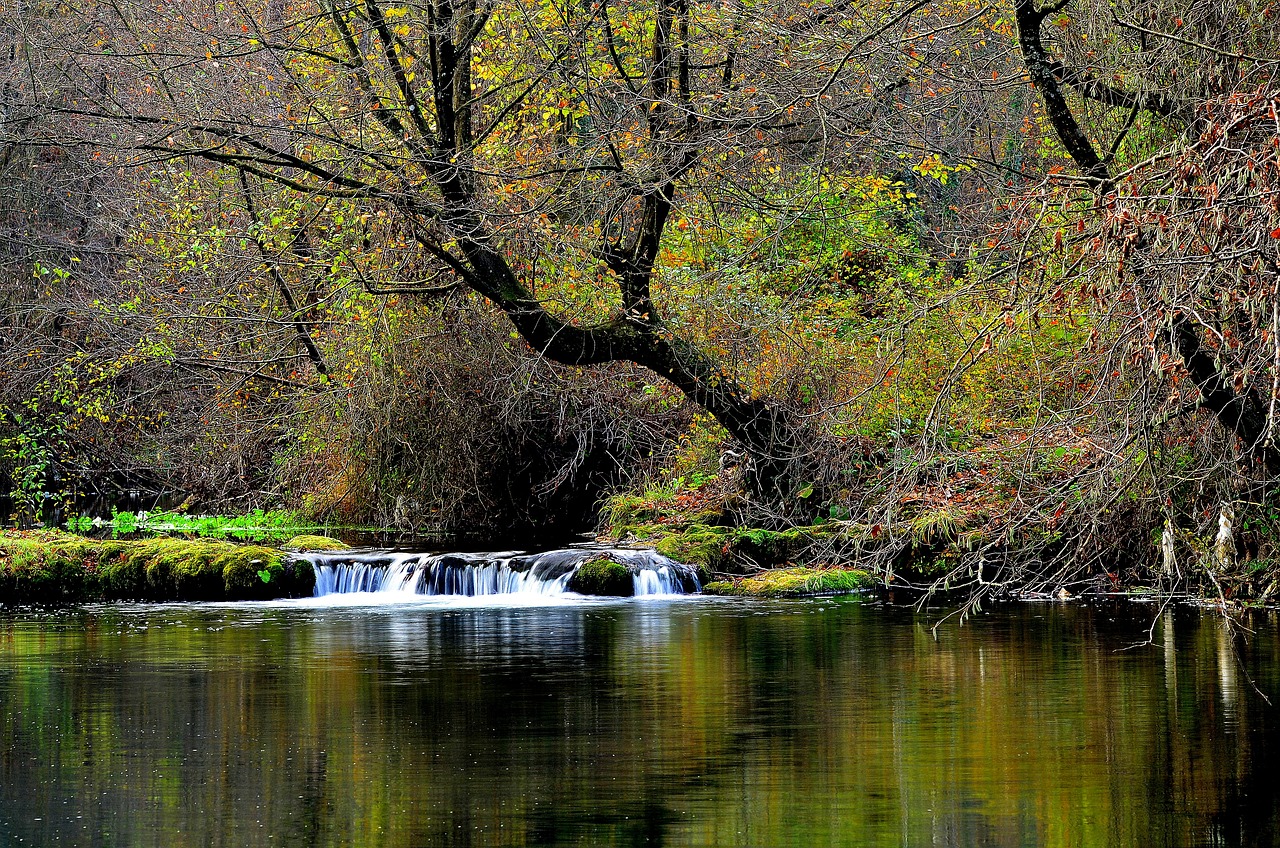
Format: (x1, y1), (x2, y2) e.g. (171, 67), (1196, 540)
(1, 596), (1278, 847)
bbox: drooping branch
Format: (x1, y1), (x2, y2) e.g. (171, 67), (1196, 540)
(1014, 0), (1280, 474)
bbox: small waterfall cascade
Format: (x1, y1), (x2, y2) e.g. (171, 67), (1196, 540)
(300, 547), (700, 598)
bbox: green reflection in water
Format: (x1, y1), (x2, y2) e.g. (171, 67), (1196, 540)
(1, 598), (1278, 847)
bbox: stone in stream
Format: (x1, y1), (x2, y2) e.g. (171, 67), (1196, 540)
(565, 556), (634, 597)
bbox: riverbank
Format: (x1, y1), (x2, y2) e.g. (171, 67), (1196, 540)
(0, 530), (316, 604)
(598, 463), (1280, 604)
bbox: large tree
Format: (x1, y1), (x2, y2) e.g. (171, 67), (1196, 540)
(18, 0), (942, 496)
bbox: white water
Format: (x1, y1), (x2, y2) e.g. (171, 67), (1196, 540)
(300, 547), (699, 600)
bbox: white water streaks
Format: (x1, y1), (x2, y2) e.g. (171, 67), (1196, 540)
(300, 547), (701, 599)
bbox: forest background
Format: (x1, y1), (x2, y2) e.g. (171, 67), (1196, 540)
(3, 0), (1280, 600)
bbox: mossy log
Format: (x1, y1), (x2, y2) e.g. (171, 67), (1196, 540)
(702, 566), (872, 598)
(282, 534), (351, 552)
(0, 531), (315, 605)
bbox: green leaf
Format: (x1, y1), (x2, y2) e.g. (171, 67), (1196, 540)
(257, 569), (272, 583)
(797, 483), (815, 499)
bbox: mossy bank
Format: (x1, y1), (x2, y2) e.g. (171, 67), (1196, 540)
(608, 521), (881, 598)
(0, 530), (315, 605)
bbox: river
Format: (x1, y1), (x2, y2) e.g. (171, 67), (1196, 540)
(1, 594), (1277, 846)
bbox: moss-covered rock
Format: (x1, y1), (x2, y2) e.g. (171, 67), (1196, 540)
(567, 556), (634, 596)
(0, 530), (315, 605)
(702, 566), (873, 598)
(282, 534), (351, 552)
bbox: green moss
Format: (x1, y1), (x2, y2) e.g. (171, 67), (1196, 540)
(646, 523), (830, 574)
(654, 525), (734, 571)
(734, 527), (812, 563)
(701, 566), (874, 598)
(0, 532), (121, 604)
(282, 534), (351, 552)
(97, 547), (148, 600)
(567, 556), (634, 596)
(220, 544), (295, 599)
(0, 530), (314, 605)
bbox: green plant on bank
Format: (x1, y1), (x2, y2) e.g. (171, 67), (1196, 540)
(64, 515), (94, 533)
(109, 509), (139, 535)
(66, 509), (343, 542)
(908, 504), (964, 546)
(1, 413), (72, 526)
(703, 566), (872, 598)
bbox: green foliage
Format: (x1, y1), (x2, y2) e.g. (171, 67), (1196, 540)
(97, 509), (326, 542)
(64, 515), (94, 533)
(603, 489), (679, 529)
(908, 505), (964, 546)
(1, 413), (71, 525)
(110, 509), (139, 534)
(601, 482), (729, 536)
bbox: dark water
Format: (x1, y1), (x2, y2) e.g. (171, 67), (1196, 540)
(1, 596), (1278, 847)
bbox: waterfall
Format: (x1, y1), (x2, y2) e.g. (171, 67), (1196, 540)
(299, 547), (700, 598)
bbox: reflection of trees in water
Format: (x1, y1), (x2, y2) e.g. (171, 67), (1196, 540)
(307, 607), (592, 666)
(0, 604), (1278, 846)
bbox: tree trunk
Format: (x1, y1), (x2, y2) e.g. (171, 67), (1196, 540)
(457, 241), (808, 502)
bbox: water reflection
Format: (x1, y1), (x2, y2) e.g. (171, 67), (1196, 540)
(1, 600), (1278, 846)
